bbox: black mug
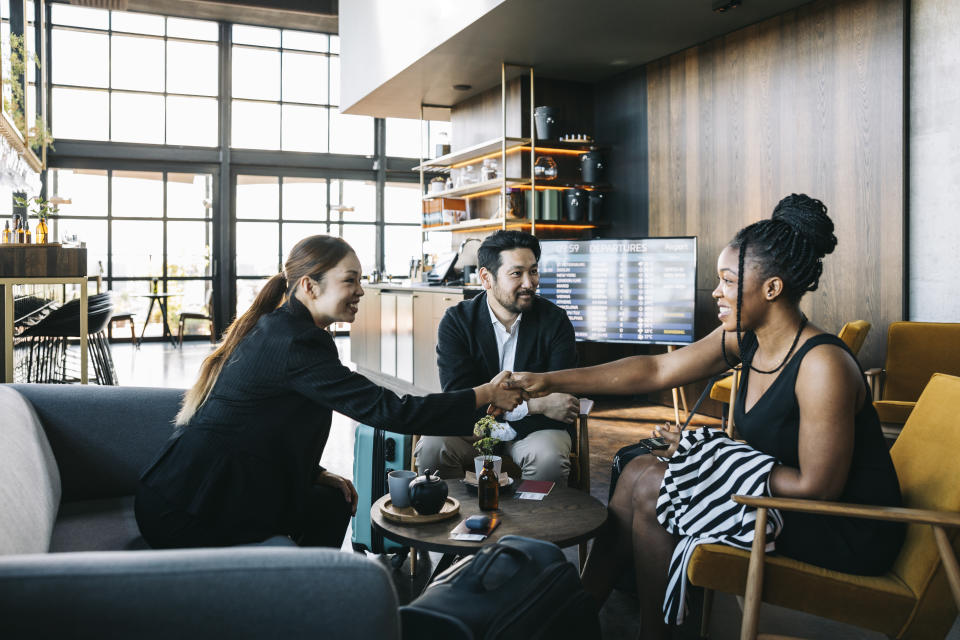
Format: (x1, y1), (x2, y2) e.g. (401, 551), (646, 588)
(564, 189), (586, 222)
(534, 106), (559, 141)
(588, 192), (604, 222)
(580, 150), (605, 184)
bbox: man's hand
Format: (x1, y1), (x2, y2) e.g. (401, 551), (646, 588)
(529, 393), (579, 423)
(652, 422), (682, 458)
(315, 470), (359, 516)
(505, 371), (551, 399)
(486, 370), (524, 415)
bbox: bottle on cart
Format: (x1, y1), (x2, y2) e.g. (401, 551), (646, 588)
(23, 216), (31, 244)
(2, 220), (10, 243)
(478, 458), (499, 511)
(15, 215), (25, 243)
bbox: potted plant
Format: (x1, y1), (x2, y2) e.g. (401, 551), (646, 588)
(14, 195), (58, 244)
(473, 414), (503, 478)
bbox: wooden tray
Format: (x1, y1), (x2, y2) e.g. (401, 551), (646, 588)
(380, 496), (460, 524)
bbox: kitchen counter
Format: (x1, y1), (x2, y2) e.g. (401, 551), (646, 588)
(352, 283), (477, 396)
(362, 281), (484, 298)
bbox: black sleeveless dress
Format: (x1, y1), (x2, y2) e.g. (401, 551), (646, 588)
(734, 332), (905, 575)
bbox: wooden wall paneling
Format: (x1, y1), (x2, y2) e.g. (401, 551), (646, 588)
(645, 0), (903, 369)
(450, 77), (523, 149)
(534, 77), (595, 140)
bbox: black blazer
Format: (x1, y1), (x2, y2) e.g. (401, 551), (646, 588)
(436, 291), (578, 440)
(140, 296), (475, 539)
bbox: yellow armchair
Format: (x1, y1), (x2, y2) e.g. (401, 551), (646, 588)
(688, 373), (960, 639)
(866, 322), (960, 438)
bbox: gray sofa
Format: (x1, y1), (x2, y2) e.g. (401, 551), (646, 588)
(0, 383), (400, 639)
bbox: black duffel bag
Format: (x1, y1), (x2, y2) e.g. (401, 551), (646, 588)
(399, 535), (600, 640)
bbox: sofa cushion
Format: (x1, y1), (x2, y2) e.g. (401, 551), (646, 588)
(10, 384), (183, 501)
(50, 496), (148, 552)
(0, 386), (61, 555)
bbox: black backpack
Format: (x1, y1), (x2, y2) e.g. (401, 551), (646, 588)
(400, 535), (600, 640)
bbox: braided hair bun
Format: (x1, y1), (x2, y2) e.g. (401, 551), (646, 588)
(771, 193), (837, 260)
(721, 194), (838, 368)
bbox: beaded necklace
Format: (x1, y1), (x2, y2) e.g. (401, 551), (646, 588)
(721, 313), (808, 375)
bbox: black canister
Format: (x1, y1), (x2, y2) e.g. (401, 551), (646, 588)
(580, 149), (605, 184)
(564, 189), (587, 222)
(534, 106), (559, 141)
(588, 192), (604, 222)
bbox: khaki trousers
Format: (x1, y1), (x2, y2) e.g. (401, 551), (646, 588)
(415, 429), (572, 484)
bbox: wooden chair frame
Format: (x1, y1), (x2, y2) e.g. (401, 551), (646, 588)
(723, 495), (960, 640)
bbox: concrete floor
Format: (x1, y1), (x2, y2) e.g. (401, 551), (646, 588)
(110, 340), (960, 640)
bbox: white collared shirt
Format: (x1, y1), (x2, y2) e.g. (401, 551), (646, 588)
(487, 300), (528, 429)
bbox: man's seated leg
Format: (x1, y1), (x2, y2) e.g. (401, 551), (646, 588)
(504, 429), (572, 483)
(414, 435), (476, 479)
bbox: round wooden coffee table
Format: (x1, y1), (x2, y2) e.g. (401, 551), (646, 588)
(371, 480), (607, 557)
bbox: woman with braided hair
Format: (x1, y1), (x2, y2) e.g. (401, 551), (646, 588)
(509, 194), (904, 639)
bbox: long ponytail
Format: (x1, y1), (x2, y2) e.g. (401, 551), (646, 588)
(175, 234), (354, 426)
(175, 272), (288, 425)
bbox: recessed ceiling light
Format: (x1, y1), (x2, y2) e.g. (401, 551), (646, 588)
(453, 84), (472, 91)
(712, 0), (741, 12)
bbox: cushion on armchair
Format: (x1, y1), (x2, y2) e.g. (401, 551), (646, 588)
(0, 386), (61, 555)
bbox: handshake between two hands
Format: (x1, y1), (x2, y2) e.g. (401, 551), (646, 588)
(484, 371), (577, 422)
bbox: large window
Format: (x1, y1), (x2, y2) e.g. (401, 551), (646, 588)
(50, 5), (218, 145)
(43, 6), (445, 335)
(48, 168), (214, 339)
(235, 175), (377, 314)
(231, 25), (371, 154)
(385, 118), (452, 160)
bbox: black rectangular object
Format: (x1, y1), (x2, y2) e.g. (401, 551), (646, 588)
(400, 535), (600, 640)
(538, 237), (697, 345)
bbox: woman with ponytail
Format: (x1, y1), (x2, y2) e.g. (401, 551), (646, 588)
(135, 235), (522, 549)
(509, 195), (904, 639)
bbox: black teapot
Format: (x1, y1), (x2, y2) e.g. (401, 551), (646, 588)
(408, 469), (448, 515)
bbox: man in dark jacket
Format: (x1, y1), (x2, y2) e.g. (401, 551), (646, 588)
(416, 231), (580, 483)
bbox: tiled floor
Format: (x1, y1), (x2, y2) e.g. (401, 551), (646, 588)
(110, 340), (960, 640)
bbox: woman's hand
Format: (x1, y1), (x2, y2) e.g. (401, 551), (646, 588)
(652, 422), (683, 458)
(506, 371), (551, 399)
(482, 370), (524, 416)
(315, 470), (359, 516)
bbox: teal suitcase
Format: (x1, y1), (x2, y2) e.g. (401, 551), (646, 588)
(351, 424), (411, 555)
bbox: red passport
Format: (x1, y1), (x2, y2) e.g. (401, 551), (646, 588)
(515, 480), (554, 500)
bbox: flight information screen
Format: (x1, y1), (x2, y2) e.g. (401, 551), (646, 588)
(538, 237), (697, 345)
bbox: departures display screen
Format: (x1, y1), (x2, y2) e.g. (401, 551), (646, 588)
(537, 237), (697, 345)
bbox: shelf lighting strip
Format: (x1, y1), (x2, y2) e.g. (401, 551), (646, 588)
(447, 146), (588, 170)
(423, 222), (597, 232)
(462, 183), (597, 200)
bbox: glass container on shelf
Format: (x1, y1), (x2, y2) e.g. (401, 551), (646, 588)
(534, 155), (558, 181)
(481, 158), (499, 181)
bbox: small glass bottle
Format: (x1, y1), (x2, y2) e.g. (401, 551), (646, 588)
(478, 458), (499, 511)
(23, 216), (31, 244)
(2, 220), (10, 243)
(15, 216), (25, 243)
(35, 216), (48, 244)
